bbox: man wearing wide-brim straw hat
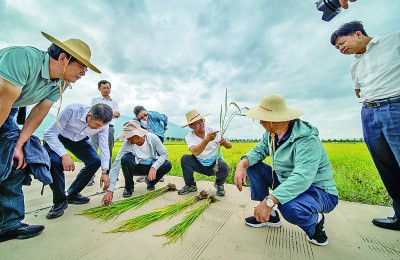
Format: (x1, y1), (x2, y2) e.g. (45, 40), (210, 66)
(0, 32), (100, 242)
(234, 94), (339, 247)
(178, 109), (232, 197)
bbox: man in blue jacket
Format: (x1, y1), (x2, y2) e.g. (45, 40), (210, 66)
(234, 94), (338, 246)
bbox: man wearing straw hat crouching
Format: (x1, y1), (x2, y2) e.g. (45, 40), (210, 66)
(234, 94), (338, 246)
(0, 32), (100, 242)
(178, 109), (232, 197)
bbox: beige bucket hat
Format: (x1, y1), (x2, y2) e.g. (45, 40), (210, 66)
(245, 94), (304, 122)
(118, 120), (147, 139)
(41, 31), (101, 73)
(182, 109), (209, 128)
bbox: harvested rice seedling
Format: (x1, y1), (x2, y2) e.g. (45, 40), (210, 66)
(214, 88), (248, 172)
(79, 183), (177, 221)
(109, 190), (209, 233)
(155, 195), (218, 246)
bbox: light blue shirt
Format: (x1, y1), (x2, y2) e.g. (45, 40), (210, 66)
(133, 111), (168, 139)
(43, 104), (110, 169)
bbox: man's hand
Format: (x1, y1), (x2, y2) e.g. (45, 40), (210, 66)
(13, 146), (27, 170)
(61, 154), (75, 171)
(205, 130), (219, 142)
(254, 199), (271, 223)
(148, 167), (157, 181)
(102, 190), (114, 206)
(100, 174), (110, 190)
(339, 0), (356, 9)
(234, 159), (248, 191)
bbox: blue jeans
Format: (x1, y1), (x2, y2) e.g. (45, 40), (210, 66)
(121, 153), (172, 189)
(0, 109), (25, 234)
(361, 103), (400, 218)
(181, 154), (229, 186)
(246, 162), (338, 236)
(43, 135), (101, 204)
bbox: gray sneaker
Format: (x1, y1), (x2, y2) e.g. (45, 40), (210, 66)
(136, 176), (146, 183)
(214, 182), (225, 196)
(178, 184), (198, 195)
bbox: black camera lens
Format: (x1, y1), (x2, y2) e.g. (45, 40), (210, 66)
(316, 0), (342, 22)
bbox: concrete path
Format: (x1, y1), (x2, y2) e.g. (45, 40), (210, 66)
(1, 163), (399, 260)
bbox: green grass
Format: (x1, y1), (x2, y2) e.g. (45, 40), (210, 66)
(70, 141), (390, 207)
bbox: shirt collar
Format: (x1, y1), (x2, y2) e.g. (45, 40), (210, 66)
(41, 53), (51, 80)
(100, 96), (112, 101)
(354, 36), (381, 58)
(80, 107), (91, 124)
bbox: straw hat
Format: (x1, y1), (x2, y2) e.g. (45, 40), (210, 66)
(245, 94), (304, 122)
(41, 31), (101, 73)
(118, 120), (147, 139)
(181, 109), (209, 128)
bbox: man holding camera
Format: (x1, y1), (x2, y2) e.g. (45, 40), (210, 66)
(331, 21), (400, 231)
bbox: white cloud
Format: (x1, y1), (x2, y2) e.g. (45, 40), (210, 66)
(2, 0), (400, 140)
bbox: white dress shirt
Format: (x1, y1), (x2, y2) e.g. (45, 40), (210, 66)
(351, 30), (400, 102)
(43, 103), (110, 169)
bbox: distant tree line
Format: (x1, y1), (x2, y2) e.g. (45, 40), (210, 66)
(322, 138), (364, 143)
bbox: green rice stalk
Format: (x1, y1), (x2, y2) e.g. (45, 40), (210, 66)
(155, 195), (218, 246)
(214, 88), (249, 172)
(79, 183), (177, 221)
(109, 190), (209, 233)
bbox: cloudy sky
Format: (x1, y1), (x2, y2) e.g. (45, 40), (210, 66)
(1, 0), (399, 140)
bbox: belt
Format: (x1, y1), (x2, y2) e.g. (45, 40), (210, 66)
(363, 96), (400, 108)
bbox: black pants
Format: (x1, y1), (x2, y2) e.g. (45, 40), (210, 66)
(181, 154), (229, 186)
(43, 136), (100, 204)
(121, 153), (172, 190)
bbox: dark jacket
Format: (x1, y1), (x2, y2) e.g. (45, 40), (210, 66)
(0, 130), (52, 185)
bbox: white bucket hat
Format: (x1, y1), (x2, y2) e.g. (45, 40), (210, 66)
(118, 120), (147, 139)
(181, 109), (209, 128)
(245, 94), (304, 122)
(41, 31), (101, 73)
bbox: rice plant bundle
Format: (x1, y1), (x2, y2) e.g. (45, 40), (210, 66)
(79, 183), (177, 221)
(109, 190), (209, 233)
(214, 88), (248, 172)
(155, 195), (217, 246)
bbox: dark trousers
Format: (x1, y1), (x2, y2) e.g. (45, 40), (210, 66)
(43, 135), (101, 204)
(121, 153), (172, 190)
(361, 104), (400, 218)
(180, 154), (229, 186)
(247, 161), (338, 236)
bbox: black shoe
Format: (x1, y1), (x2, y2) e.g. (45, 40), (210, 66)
(67, 193), (90, 204)
(372, 216), (400, 230)
(46, 200), (68, 219)
(307, 213), (328, 246)
(122, 188), (133, 198)
(144, 178), (155, 191)
(214, 182), (226, 196)
(245, 212), (282, 228)
(0, 223), (44, 242)
(178, 184), (198, 195)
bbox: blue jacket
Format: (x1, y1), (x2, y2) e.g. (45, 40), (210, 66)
(0, 130), (52, 185)
(133, 111), (168, 139)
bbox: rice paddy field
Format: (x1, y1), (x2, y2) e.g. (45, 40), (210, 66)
(71, 141), (390, 207)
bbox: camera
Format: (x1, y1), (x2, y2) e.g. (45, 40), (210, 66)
(316, 0), (342, 22)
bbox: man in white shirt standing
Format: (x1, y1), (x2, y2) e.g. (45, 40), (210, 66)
(87, 80), (120, 186)
(43, 103), (113, 219)
(101, 120), (172, 205)
(331, 21), (400, 230)
(178, 109), (232, 197)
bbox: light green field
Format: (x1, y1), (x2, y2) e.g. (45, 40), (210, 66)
(71, 141), (390, 207)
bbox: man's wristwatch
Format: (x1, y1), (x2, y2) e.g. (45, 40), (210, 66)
(101, 169), (109, 175)
(265, 197), (275, 208)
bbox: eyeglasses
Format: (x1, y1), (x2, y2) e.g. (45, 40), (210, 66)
(139, 113), (148, 120)
(75, 60), (88, 73)
(190, 119), (205, 126)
